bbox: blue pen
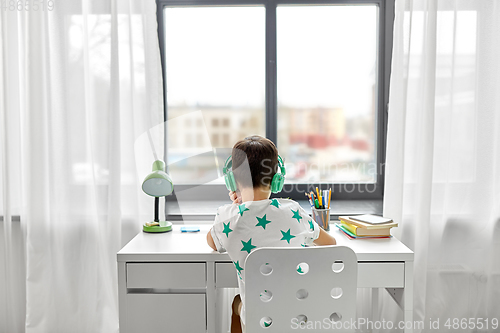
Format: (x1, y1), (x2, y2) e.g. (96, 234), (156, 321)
(181, 226), (200, 232)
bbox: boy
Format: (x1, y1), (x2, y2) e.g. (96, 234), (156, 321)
(206, 135), (336, 333)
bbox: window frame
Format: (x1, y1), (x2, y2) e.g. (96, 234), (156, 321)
(156, 0), (394, 201)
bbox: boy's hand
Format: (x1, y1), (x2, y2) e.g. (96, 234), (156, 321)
(207, 229), (217, 251)
(229, 190), (242, 205)
(314, 228), (337, 246)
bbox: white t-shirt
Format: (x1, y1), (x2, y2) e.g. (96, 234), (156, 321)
(210, 198), (320, 325)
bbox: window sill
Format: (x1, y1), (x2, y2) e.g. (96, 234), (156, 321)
(166, 199), (383, 222)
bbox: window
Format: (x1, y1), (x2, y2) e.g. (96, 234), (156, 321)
(161, 6), (265, 185)
(277, 5), (378, 184)
(157, 0), (394, 200)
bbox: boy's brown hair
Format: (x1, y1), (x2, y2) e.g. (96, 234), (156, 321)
(232, 135), (278, 189)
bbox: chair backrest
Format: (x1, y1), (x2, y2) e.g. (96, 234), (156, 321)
(244, 245), (357, 332)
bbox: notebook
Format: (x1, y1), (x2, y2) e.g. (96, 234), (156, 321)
(339, 216), (398, 229)
(340, 221), (391, 237)
(349, 214), (393, 225)
(335, 224), (391, 239)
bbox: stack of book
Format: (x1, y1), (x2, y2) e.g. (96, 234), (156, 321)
(335, 214), (398, 239)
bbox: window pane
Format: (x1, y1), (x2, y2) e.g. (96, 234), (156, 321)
(164, 7), (265, 183)
(277, 5), (378, 183)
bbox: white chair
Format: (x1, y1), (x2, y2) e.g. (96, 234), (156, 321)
(244, 245), (358, 332)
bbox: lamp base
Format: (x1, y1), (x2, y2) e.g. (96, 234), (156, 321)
(143, 221), (173, 233)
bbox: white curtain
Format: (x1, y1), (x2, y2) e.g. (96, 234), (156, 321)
(0, 1), (163, 332)
(384, 0), (500, 331)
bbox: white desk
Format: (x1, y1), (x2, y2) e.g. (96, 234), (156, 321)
(118, 225), (414, 333)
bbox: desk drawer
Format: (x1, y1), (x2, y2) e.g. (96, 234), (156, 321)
(127, 263), (206, 289)
(125, 294), (206, 333)
(358, 262), (405, 288)
(216, 263), (239, 288)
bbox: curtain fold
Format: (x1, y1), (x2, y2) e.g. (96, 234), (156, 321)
(384, 0), (500, 330)
(1, 1), (163, 332)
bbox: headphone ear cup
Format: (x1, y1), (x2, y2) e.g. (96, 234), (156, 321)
(271, 173), (284, 193)
(225, 171), (238, 192)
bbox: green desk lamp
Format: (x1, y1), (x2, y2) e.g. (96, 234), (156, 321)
(142, 160), (174, 233)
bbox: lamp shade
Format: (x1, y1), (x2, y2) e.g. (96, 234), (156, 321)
(142, 160), (173, 197)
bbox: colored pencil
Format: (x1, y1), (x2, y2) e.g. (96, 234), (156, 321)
(328, 188), (332, 209)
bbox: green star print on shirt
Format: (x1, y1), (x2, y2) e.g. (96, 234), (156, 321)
(240, 238), (257, 254)
(270, 198), (280, 208)
(234, 261), (244, 274)
(280, 228), (296, 244)
(223, 222), (233, 237)
(255, 214), (272, 229)
(238, 204), (250, 216)
(291, 209), (303, 223)
(308, 220), (314, 231)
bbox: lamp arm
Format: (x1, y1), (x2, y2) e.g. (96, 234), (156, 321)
(154, 197), (159, 222)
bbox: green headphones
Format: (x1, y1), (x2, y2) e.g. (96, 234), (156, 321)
(223, 155), (286, 193)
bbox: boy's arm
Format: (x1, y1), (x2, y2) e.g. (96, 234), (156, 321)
(313, 228), (337, 246)
(207, 228), (217, 251)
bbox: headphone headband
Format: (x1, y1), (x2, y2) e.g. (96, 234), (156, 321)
(277, 155), (286, 176)
(223, 155), (232, 174)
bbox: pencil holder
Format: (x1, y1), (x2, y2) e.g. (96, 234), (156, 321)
(312, 208), (331, 231)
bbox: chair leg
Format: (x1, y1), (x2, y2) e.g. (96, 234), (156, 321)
(231, 295), (243, 333)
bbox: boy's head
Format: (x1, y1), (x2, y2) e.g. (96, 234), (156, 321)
(232, 135), (278, 190)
